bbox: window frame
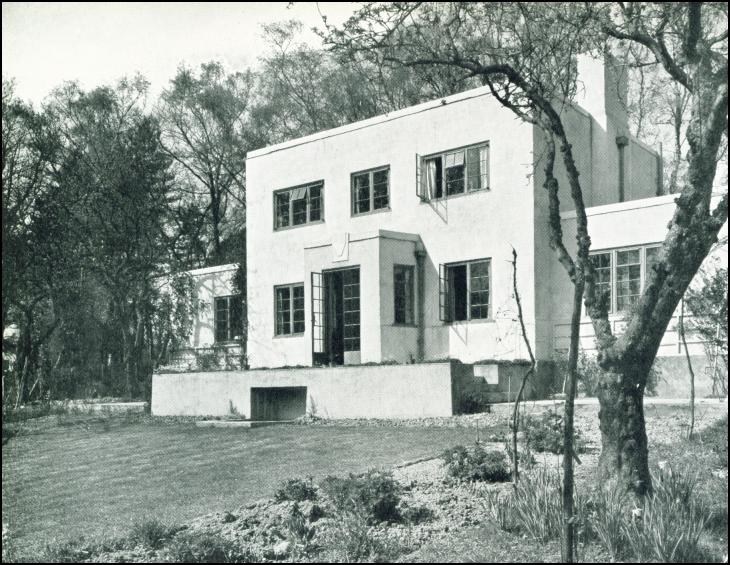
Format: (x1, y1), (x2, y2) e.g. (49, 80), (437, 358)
(440, 258), (492, 323)
(421, 140), (490, 201)
(214, 295), (243, 343)
(351, 165), (391, 216)
(588, 244), (664, 315)
(273, 181), (324, 231)
(393, 264), (415, 326)
(274, 282), (305, 337)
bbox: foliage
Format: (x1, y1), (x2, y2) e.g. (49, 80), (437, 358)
(622, 465), (710, 563)
(317, 508), (412, 563)
(510, 468), (565, 542)
(319, 470), (402, 524)
(458, 390), (492, 414)
(274, 477), (318, 503)
(129, 518), (178, 550)
(685, 262), (729, 396)
(165, 532), (259, 563)
(521, 409), (586, 455)
(441, 444), (511, 482)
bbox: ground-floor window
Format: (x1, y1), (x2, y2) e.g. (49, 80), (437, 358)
(589, 244), (662, 313)
(342, 268), (360, 352)
(215, 295), (243, 342)
(393, 264), (415, 325)
(439, 258), (491, 322)
(275, 283), (305, 335)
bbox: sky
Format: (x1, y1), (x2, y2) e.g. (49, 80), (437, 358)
(2, 2), (357, 105)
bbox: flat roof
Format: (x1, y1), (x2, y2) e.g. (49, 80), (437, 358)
(246, 86), (495, 161)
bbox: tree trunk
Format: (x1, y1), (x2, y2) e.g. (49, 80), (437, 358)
(596, 377), (651, 496)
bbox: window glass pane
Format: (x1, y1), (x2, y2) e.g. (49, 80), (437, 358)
(373, 169), (389, 209)
(292, 285), (305, 334)
(394, 265), (414, 325)
(275, 192), (290, 228)
(616, 249), (641, 311)
(215, 297), (229, 341)
(448, 264), (468, 321)
(469, 261), (490, 319)
(591, 252), (612, 310)
(292, 193), (307, 225)
(276, 287), (291, 335)
(353, 174), (370, 214)
(645, 246), (660, 287)
(445, 150), (465, 195)
(466, 146), (483, 191)
(309, 184), (322, 222)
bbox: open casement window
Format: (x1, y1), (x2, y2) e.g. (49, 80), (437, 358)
(275, 283), (305, 335)
(274, 181), (323, 230)
(393, 265), (415, 325)
(420, 142), (489, 201)
(352, 167), (390, 215)
(215, 295), (243, 342)
(439, 259), (491, 322)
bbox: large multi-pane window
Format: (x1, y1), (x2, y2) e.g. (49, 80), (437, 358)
(342, 269), (361, 352)
(352, 167), (390, 215)
(215, 295), (243, 342)
(439, 258), (491, 322)
(589, 245), (663, 313)
(421, 142), (489, 200)
(393, 265), (414, 325)
(275, 283), (305, 335)
(274, 181), (323, 230)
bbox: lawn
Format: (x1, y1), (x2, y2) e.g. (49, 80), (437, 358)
(2, 415), (490, 558)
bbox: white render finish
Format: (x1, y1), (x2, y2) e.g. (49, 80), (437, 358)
(245, 56), (663, 370)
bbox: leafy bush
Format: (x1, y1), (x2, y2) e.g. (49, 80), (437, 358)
(317, 509), (412, 563)
(274, 476), (318, 502)
(441, 444), (511, 482)
(285, 503), (318, 559)
(166, 532), (259, 563)
(521, 409), (586, 455)
(319, 470), (402, 523)
(130, 518), (177, 549)
(400, 504), (435, 525)
(458, 390), (492, 414)
(510, 468), (563, 541)
(43, 539), (93, 563)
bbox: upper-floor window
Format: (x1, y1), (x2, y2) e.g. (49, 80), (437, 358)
(352, 166), (390, 215)
(420, 142), (489, 200)
(215, 295), (243, 342)
(589, 244), (662, 313)
(439, 258), (491, 322)
(275, 283), (305, 335)
(274, 181), (323, 230)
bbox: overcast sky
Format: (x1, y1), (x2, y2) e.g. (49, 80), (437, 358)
(2, 2), (357, 105)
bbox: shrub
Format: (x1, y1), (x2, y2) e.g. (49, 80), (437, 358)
(510, 468), (564, 541)
(319, 470), (402, 523)
(401, 504), (435, 525)
(586, 481), (630, 561)
(274, 476), (318, 502)
(285, 503), (318, 559)
(459, 390), (492, 414)
(481, 490), (512, 532)
(441, 444), (511, 482)
(166, 532), (259, 563)
(521, 409), (586, 455)
(43, 539), (92, 563)
(130, 518), (177, 549)
(317, 509), (412, 563)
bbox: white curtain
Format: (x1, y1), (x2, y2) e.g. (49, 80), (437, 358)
(426, 159), (438, 199)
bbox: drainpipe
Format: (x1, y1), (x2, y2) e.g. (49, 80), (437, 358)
(415, 249), (426, 361)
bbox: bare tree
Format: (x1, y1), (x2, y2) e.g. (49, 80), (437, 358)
(325, 2), (728, 503)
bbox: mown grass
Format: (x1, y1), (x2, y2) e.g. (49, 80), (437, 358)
(2, 415), (488, 559)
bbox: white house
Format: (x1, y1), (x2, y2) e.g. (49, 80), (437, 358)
(152, 55), (725, 419)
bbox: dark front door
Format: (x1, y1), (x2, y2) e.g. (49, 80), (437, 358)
(311, 267), (360, 366)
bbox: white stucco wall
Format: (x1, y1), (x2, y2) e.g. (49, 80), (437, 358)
(152, 362), (455, 418)
(185, 264), (239, 348)
(245, 59), (663, 370)
(246, 87), (538, 369)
